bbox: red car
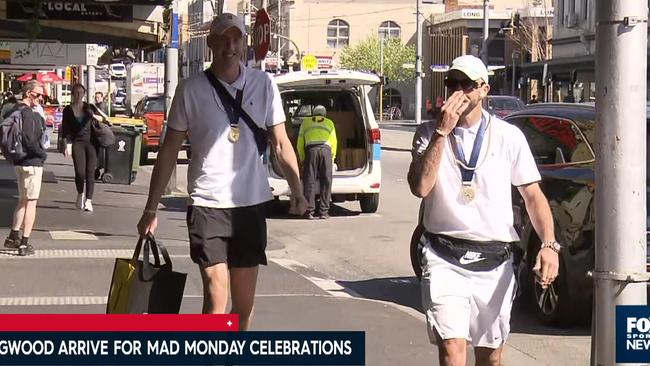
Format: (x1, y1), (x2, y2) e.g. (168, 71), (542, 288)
(132, 95), (165, 163)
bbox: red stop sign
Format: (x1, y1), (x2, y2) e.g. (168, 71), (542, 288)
(253, 9), (271, 62)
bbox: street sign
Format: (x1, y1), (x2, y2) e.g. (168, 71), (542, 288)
(402, 63), (415, 69)
(301, 54), (317, 71)
(253, 9), (271, 62)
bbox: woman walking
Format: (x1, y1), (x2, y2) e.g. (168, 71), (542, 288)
(61, 84), (106, 212)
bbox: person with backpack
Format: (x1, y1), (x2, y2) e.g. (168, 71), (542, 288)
(2, 81), (47, 256)
(61, 83), (107, 212)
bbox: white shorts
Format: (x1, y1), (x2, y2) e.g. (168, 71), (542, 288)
(420, 238), (516, 348)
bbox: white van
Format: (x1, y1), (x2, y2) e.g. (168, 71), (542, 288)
(110, 63), (127, 78)
(269, 70), (382, 213)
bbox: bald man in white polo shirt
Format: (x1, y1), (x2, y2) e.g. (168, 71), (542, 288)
(408, 55), (560, 366)
(137, 13), (307, 329)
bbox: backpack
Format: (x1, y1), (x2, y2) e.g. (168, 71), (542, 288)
(0, 105), (27, 162)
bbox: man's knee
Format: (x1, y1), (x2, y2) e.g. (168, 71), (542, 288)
(475, 346), (502, 366)
(438, 338), (467, 365)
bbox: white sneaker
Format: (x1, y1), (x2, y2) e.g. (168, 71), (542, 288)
(84, 200), (93, 212)
(76, 193), (85, 209)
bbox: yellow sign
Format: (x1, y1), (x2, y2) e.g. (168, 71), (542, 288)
(301, 54), (318, 71)
(65, 66), (72, 81)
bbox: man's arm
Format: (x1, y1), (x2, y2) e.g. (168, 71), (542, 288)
(269, 123), (302, 196)
(407, 134), (446, 198)
(517, 182), (559, 288)
(143, 128), (186, 211)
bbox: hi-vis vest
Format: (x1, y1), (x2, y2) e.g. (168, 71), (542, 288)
(297, 116), (338, 162)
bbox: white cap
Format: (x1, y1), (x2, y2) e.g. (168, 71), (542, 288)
(449, 55), (489, 84)
(313, 105), (327, 117)
(209, 12), (246, 36)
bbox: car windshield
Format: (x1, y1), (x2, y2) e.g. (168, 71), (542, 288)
(144, 98), (165, 113)
(112, 65), (125, 71)
(490, 98), (521, 110)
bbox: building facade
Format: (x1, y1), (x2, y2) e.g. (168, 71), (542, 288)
(426, 0), (553, 106)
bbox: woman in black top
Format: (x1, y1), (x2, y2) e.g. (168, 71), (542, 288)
(61, 84), (106, 212)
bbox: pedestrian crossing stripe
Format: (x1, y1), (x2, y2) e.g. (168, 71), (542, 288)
(0, 249), (190, 259)
(0, 296), (108, 306)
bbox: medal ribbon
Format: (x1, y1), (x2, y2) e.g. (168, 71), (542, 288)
(449, 115), (488, 184)
(223, 87), (244, 128)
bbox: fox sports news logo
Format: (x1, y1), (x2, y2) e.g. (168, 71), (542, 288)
(626, 317), (650, 350)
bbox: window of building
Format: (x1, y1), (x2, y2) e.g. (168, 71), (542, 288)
(378, 21), (401, 40)
(327, 19), (350, 48)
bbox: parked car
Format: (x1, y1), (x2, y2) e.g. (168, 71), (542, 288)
(111, 89), (130, 117)
(110, 63), (127, 79)
(133, 94), (189, 163)
(270, 70), (382, 213)
(409, 103), (650, 327)
(133, 95), (165, 163)
(487, 95), (525, 118)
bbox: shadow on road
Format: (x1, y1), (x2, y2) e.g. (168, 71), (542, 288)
(336, 276), (423, 314)
(266, 201), (362, 220)
(336, 275), (591, 338)
(159, 196), (188, 212)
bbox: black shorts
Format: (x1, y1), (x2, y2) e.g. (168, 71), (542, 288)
(186, 203), (268, 268)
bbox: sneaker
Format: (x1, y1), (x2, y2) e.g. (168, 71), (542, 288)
(76, 193), (85, 209)
(304, 212), (316, 220)
(84, 200), (93, 212)
(18, 244), (35, 256)
(4, 236), (20, 249)
(319, 212), (330, 220)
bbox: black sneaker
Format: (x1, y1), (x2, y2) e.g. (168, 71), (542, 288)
(4, 237), (20, 249)
(304, 212), (316, 220)
(18, 244), (34, 256)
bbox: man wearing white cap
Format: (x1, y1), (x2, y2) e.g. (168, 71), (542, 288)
(137, 12), (307, 329)
(407, 55), (560, 365)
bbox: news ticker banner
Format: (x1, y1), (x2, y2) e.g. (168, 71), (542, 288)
(0, 315), (365, 365)
(616, 305), (650, 363)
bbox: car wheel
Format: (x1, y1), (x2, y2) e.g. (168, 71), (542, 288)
(102, 173), (113, 184)
(410, 224), (426, 281)
(359, 193), (379, 213)
(528, 244), (578, 326)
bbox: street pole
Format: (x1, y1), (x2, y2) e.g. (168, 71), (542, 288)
(482, 0), (489, 65)
(164, 0), (179, 195)
(260, 0), (268, 72)
(415, 0), (422, 124)
(592, 1), (648, 365)
(379, 37), (384, 122)
(276, 0), (281, 75)
(511, 51), (516, 96)
(86, 65), (95, 105)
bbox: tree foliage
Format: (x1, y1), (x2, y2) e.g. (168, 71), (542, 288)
(340, 36), (416, 83)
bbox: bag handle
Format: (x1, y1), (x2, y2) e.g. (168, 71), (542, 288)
(140, 234), (174, 281)
(132, 235), (161, 267)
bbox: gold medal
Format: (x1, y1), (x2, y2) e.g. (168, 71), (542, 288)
(228, 125), (240, 143)
(462, 183), (475, 203)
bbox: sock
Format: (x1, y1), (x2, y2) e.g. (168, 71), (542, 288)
(9, 230), (19, 240)
(20, 237), (29, 246)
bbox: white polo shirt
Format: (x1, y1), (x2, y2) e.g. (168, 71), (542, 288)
(167, 63), (285, 208)
(412, 109), (540, 242)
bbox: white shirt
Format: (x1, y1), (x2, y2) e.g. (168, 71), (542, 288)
(412, 109), (541, 242)
(167, 63), (285, 208)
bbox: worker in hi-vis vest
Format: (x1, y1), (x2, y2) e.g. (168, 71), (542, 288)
(297, 105), (338, 219)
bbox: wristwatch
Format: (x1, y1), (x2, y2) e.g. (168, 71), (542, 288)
(435, 127), (450, 137)
(541, 240), (561, 253)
